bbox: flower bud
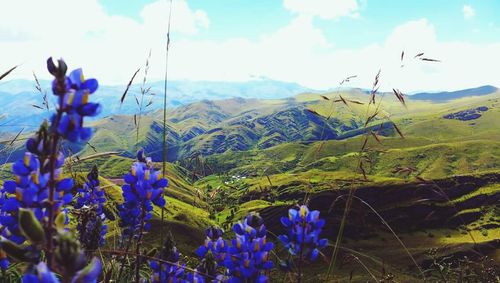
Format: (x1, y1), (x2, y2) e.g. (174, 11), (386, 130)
(18, 208), (45, 245)
(55, 231), (84, 271)
(55, 211), (67, 230)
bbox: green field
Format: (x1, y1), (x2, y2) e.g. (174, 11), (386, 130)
(1, 89), (499, 281)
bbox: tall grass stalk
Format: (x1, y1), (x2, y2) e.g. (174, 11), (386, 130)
(325, 69), (383, 282)
(135, 50), (152, 147)
(161, 0), (173, 282)
(350, 195), (425, 278)
(349, 254), (378, 282)
(325, 56), (421, 280)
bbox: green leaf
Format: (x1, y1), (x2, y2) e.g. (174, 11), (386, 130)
(0, 239), (30, 262)
(19, 208), (45, 244)
(146, 248), (158, 257)
(55, 212), (67, 230)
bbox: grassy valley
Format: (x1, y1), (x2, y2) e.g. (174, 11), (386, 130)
(87, 89), (500, 280)
(1, 85), (499, 281)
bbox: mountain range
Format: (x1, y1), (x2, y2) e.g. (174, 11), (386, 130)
(1, 82), (499, 166)
(0, 78), (497, 132)
(0, 78), (309, 131)
(1, 79), (499, 281)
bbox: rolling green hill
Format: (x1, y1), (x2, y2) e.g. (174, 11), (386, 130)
(1, 86), (498, 281)
(73, 88), (500, 164)
(184, 90), (500, 280)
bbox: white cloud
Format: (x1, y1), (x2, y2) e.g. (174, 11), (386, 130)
(169, 17), (500, 92)
(463, 5), (475, 20)
(283, 0), (360, 19)
(385, 19), (437, 50)
(167, 14), (335, 85)
(0, 0), (209, 83)
(141, 0), (209, 35)
(1, 1), (499, 93)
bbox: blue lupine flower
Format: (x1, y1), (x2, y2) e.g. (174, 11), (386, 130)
(196, 227), (227, 260)
(48, 59), (101, 143)
(62, 69), (100, 117)
(119, 150), (168, 240)
(76, 166), (104, 214)
(21, 258), (102, 283)
(222, 213), (273, 283)
(150, 260), (188, 283)
(0, 234), (9, 270)
(0, 150), (72, 274)
(186, 271), (206, 283)
(56, 114), (93, 143)
(278, 205), (328, 261)
(1, 151), (73, 245)
(75, 166), (107, 249)
(195, 227), (227, 282)
(67, 68), (98, 94)
(71, 257), (102, 283)
(0, 58), (102, 280)
(150, 234), (194, 283)
(21, 262), (59, 283)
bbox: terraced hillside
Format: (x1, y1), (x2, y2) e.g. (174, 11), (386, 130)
(85, 86), (500, 162)
(186, 90), (500, 280)
(1, 85), (498, 281)
(2, 86), (498, 163)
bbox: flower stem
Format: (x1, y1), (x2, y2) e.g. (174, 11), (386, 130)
(134, 205), (146, 283)
(297, 219), (306, 283)
(117, 233), (134, 280)
(46, 93), (64, 270)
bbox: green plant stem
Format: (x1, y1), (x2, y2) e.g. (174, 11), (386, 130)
(325, 187), (355, 281)
(117, 233), (134, 280)
(46, 94), (64, 270)
(350, 195), (425, 280)
(297, 218), (306, 283)
(88, 248), (217, 279)
(434, 258), (448, 283)
(134, 205), (147, 283)
(161, 1), (173, 281)
(162, 0), (172, 179)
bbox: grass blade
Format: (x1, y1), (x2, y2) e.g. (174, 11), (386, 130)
(370, 131), (382, 144)
(420, 57), (441, 62)
(347, 99), (364, 105)
(0, 65), (18, 81)
(392, 122), (405, 138)
(86, 142), (97, 153)
(339, 95), (348, 106)
(32, 104), (44, 110)
(340, 75), (357, 85)
(9, 128), (24, 146)
(306, 109), (321, 116)
(361, 135), (369, 151)
(120, 68), (140, 106)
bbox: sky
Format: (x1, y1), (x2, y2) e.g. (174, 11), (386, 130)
(1, 0), (500, 92)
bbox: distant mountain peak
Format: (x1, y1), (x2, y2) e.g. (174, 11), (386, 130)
(410, 85), (498, 101)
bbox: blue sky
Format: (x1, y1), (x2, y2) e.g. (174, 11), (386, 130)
(97, 0), (500, 46)
(1, 0), (500, 91)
